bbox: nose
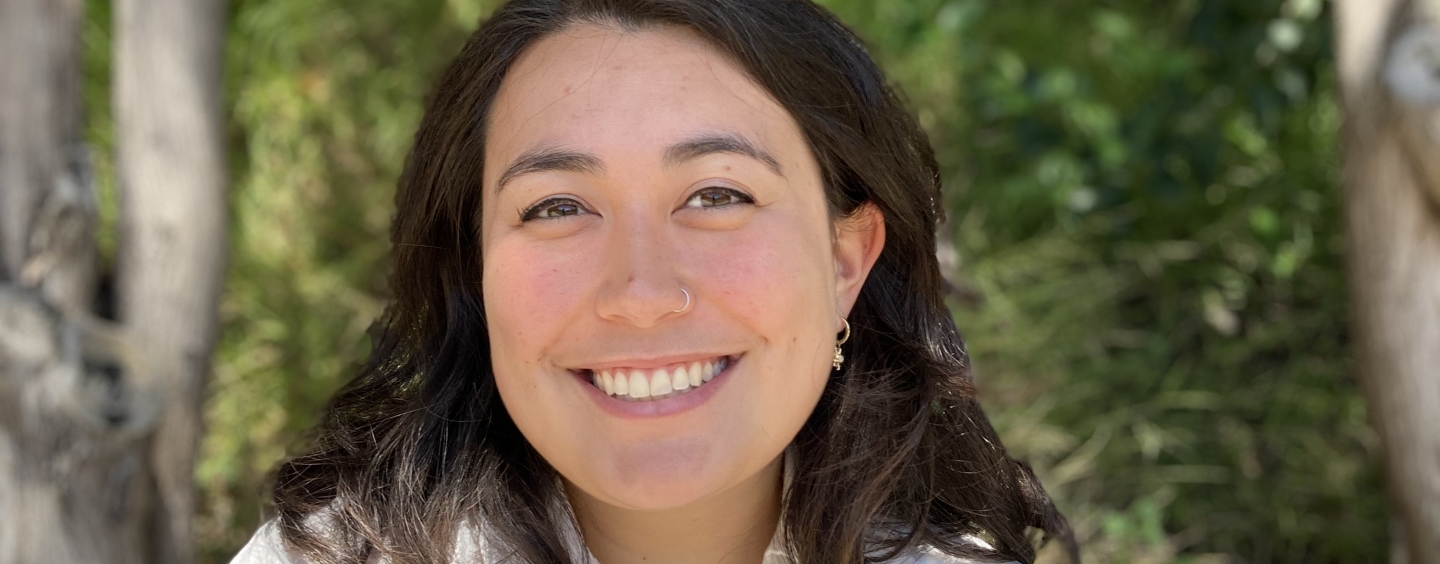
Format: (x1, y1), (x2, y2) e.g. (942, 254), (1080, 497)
(593, 214), (689, 327)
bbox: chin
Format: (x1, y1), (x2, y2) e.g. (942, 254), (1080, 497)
(592, 476), (722, 511)
(573, 436), (739, 510)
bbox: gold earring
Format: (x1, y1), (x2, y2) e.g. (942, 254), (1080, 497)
(833, 319), (851, 370)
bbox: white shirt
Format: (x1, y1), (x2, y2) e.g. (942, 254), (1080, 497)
(229, 516), (1011, 564)
(231, 453), (1015, 564)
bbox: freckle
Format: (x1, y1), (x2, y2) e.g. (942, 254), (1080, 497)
(723, 165), (731, 171)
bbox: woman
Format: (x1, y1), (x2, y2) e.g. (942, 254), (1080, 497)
(232, 0), (1075, 562)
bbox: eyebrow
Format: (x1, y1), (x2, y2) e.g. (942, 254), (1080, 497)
(663, 132), (783, 177)
(494, 131), (784, 194)
(494, 149), (604, 194)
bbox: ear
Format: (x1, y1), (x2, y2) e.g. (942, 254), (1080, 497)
(833, 202), (886, 325)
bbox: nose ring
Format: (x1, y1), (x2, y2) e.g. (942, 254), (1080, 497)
(671, 288), (691, 313)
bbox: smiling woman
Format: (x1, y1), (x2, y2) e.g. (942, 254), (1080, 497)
(230, 1), (1074, 563)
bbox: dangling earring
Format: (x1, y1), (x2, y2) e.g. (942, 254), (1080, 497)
(833, 319), (851, 370)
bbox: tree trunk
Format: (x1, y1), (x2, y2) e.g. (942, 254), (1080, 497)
(1335, 0), (1440, 561)
(0, 0), (92, 310)
(0, 288), (158, 564)
(0, 1), (156, 563)
(113, 0), (230, 562)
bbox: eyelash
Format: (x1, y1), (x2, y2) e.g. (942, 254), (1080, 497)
(518, 187), (755, 222)
(520, 197), (587, 221)
(684, 186), (755, 209)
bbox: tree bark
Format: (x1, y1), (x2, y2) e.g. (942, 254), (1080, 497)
(1335, 0), (1440, 561)
(0, 0), (93, 310)
(0, 288), (158, 564)
(113, 0), (229, 562)
(0, 1), (156, 563)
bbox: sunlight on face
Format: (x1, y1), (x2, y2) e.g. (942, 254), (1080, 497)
(480, 24), (842, 511)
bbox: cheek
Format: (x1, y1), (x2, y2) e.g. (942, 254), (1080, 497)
(688, 212), (834, 331)
(482, 237), (602, 461)
(685, 212), (835, 422)
(482, 237), (599, 370)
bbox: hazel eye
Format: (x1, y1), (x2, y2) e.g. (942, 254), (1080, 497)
(521, 197), (590, 221)
(684, 186), (754, 209)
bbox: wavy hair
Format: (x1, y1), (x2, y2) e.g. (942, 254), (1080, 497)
(272, 0), (1077, 562)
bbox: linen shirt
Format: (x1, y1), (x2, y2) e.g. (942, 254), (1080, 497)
(230, 516), (1012, 564)
(231, 452), (1016, 564)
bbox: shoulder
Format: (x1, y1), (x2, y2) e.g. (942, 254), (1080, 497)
(861, 544), (1018, 564)
(902, 545), (1020, 564)
(230, 520), (303, 564)
(861, 522), (1019, 564)
(229, 518), (494, 564)
(861, 528), (1020, 564)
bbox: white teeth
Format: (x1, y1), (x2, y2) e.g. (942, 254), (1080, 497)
(628, 371), (651, 399)
(672, 366), (690, 391)
(586, 357), (732, 401)
(650, 368), (673, 396)
(613, 370), (628, 396)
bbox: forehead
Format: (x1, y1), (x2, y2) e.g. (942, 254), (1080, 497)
(483, 23), (805, 186)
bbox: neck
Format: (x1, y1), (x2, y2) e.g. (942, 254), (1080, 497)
(567, 457), (783, 564)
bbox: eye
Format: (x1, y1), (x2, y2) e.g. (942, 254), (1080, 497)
(683, 186), (755, 209)
(521, 197), (591, 221)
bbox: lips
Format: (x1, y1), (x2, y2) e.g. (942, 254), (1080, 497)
(577, 355), (733, 402)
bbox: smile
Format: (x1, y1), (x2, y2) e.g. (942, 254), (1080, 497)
(579, 355), (734, 402)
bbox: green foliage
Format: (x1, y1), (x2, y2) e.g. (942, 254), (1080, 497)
(192, 1), (497, 560)
(82, 0), (117, 285)
(818, 0), (1381, 561)
(87, 0), (1378, 561)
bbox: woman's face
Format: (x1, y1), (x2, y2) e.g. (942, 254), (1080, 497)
(480, 24), (882, 511)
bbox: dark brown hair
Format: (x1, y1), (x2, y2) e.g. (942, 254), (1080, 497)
(272, 0), (1076, 562)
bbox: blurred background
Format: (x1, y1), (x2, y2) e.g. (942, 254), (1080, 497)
(65, 0), (1378, 562)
